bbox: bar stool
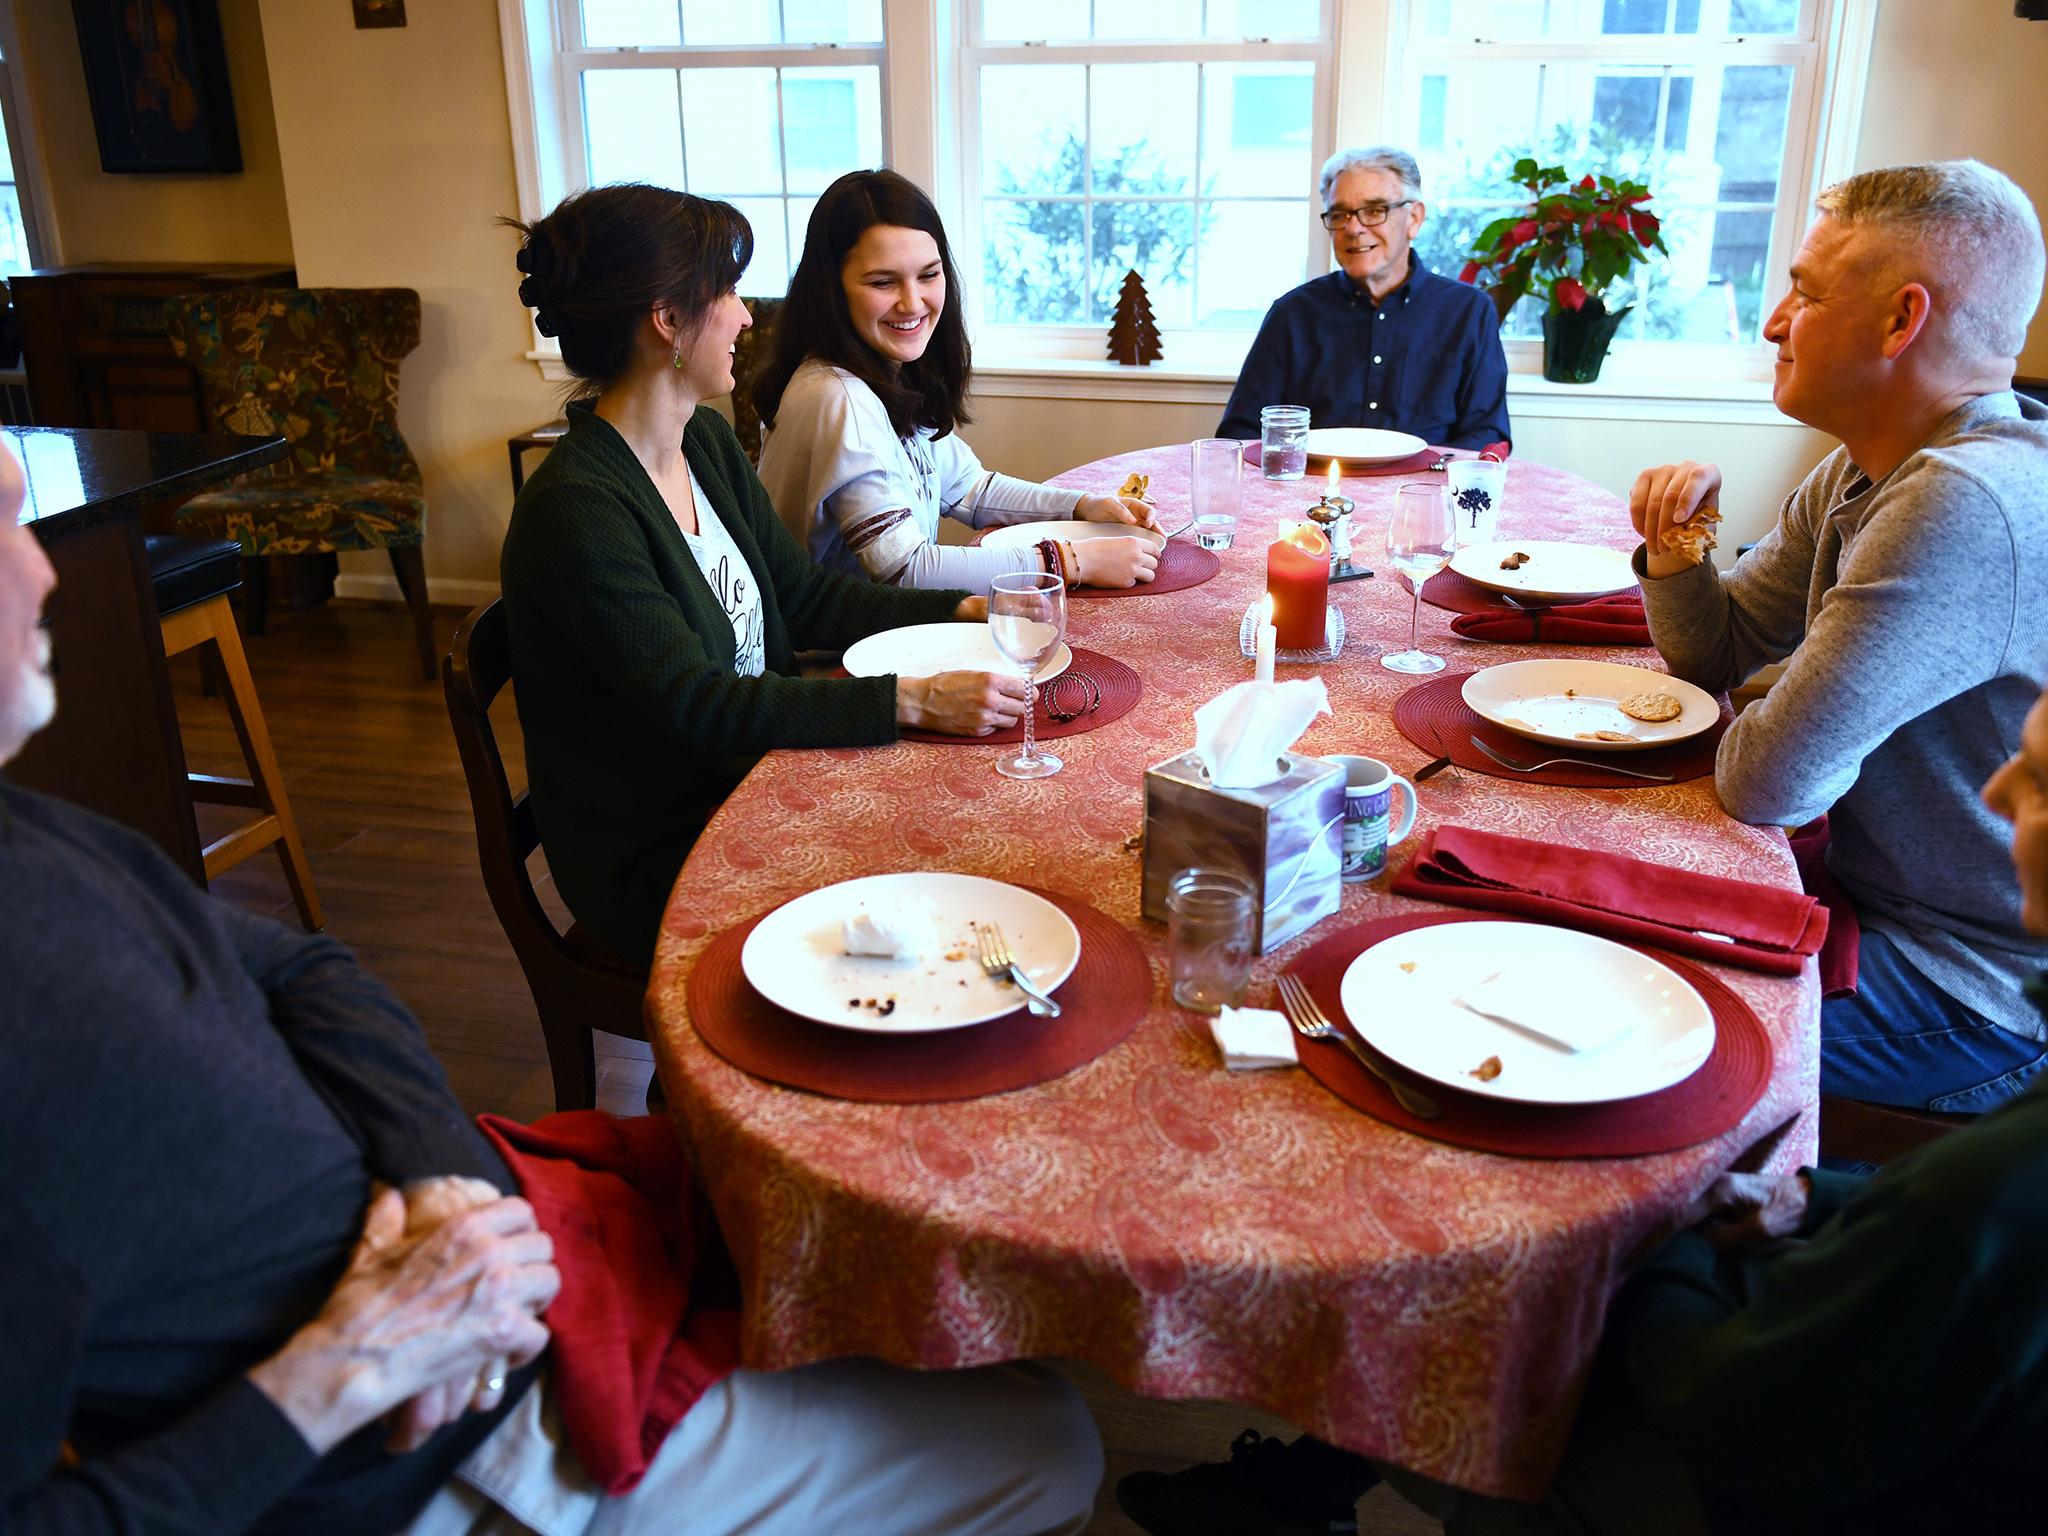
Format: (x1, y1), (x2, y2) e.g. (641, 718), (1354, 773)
(148, 534), (324, 931)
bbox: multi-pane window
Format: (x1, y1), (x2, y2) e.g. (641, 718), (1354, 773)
(1400, 0), (1821, 346)
(964, 2), (1333, 331)
(562, 1), (887, 293)
(0, 38), (36, 277)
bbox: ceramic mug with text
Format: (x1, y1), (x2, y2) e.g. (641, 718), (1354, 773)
(1319, 754), (1418, 881)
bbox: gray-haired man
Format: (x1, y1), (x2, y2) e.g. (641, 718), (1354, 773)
(1216, 146), (1511, 449)
(1631, 159), (2048, 1114)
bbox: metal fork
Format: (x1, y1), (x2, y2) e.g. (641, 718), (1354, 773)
(975, 923), (1061, 1018)
(1276, 973), (1441, 1119)
(1468, 734), (1675, 783)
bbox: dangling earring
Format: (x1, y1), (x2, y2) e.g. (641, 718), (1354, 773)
(672, 341), (686, 370)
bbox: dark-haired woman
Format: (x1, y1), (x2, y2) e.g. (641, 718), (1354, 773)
(755, 169), (1160, 593)
(502, 184), (1032, 970)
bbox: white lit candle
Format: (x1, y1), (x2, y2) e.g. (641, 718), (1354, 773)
(1255, 594), (1277, 683)
(1325, 458), (1341, 503)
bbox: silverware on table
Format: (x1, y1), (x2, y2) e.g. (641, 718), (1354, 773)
(975, 922), (1061, 1018)
(1277, 972), (1442, 1119)
(1467, 734), (1675, 783)
(1413, 724), (1454, 781)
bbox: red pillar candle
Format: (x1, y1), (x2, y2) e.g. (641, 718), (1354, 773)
(1266, 523), (1330, 650)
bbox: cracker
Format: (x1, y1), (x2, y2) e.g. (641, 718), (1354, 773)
(1665, 507), (1722, 565)
(1470, 1055), (1504, 1082)
(1576, 730), (1636, 742)
(1117, 472), (1152, 502)
(1620, 691), (1683, 723)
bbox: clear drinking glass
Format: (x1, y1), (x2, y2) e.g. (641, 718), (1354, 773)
(989, 571), (1068, 780)
(1190, 436), (1243, 535)
(1167, 868), (1257, 1012)
(1194, 514), (1237, 549)
(1382, 483), (1457, 674)
(1446, 455), (1508, 546)
(1259, 404), (1310, 480)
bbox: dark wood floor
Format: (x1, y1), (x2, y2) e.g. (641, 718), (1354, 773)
(176, 598), (1434, 1536)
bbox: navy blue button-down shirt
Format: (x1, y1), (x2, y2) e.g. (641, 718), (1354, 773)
(1217, 261), (1512, 450)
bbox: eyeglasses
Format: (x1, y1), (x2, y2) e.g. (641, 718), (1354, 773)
(1320, 200), (1414, 231)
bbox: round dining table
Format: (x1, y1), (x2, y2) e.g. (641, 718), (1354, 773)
(646, 444), (1820, 1500)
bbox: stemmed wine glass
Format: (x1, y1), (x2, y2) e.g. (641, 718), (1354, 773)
(1381, 483), (1457, 674)
(989, 570), (1068, 779)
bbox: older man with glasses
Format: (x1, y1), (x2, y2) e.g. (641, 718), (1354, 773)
(1216, 145), (1511, 450)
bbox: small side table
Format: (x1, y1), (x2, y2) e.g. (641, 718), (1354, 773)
(508, 420), (569, 495)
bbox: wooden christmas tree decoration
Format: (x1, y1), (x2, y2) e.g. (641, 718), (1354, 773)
(1105, 268), (1163, 366)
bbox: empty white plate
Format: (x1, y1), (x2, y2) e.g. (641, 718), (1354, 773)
(1462, 658), (1718, 752)
(1303, 427), (1427, 465)
(740, 872), (1083, 1033)
(1449, 540), (1638, 602)
(979, 520), (1167, 553)
(1338, 921), (1715, 1104)
(843, 622), (1071, 682)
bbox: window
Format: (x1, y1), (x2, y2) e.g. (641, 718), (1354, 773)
(0, 31), (45, 277)
(962, 2), (1334, 340)
(540, 0), (888, 293)
(1398, 0), (1826, 349)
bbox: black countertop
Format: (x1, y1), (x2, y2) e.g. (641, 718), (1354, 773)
(7, 425), (289, 539)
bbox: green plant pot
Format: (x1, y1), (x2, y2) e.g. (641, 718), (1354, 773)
(1541, 301), (1632, 383)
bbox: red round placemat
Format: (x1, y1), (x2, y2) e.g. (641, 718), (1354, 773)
(1393, 670), (1725, 787)
(1237, 440), (1447, 478)
(1286, 913), (1773, 1157)
(896, 647), (1142, 745)
(1069, 538), (1220, 598)
(687, 886), (1152, 1102)
(1422, 567), (1643, 615)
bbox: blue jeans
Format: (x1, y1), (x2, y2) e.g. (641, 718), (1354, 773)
(1820, 930), (2048, 1113)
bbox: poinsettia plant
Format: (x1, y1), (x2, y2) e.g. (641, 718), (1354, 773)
(1459, 159), (1668, 314)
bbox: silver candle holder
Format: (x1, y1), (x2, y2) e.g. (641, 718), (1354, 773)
(1306, 485), (1372, 582)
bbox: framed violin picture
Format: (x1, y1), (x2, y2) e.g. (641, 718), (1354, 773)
(70, 0), (243, 173)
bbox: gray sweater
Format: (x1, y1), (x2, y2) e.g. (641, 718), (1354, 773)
(1639, 391), (2048, 1041)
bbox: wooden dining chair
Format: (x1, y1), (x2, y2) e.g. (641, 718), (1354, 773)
(443, 598), (649, 1111)
(149, 534), (323, 931)
(1817, 1095), (1968, 1165)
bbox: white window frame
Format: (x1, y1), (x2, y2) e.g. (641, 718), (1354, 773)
(500, 0), (1876, 408)
(0, 5), (56, 273)
(956, 1), (1339, 371)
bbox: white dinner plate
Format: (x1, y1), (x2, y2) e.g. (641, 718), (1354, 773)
(979, 520), (1168, 553)
(739, 872), (1083, 1034)
(842, 623), (1071, 682)
(1461, 658), (1718, 752)
(1338, 921), (1716, 1105)
(1449, 540), (1639, 602)
(1303, 427), (1427, 466)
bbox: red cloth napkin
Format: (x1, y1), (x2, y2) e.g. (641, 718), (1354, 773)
(1789, 816), (1860, 996)
(1450, 592), (1651, 646)
(1390, 825), (1829, 976)
(478, 1111), (742, 1496)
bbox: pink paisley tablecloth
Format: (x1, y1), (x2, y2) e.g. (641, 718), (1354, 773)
(647, 446), (1820, 1500)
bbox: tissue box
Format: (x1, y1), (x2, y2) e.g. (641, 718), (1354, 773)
(1142, 750), (1343, 953)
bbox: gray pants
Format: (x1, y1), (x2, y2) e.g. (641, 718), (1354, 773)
(404, 1358), (1101, 1536)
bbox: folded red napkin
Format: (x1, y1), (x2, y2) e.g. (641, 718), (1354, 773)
(1389, 824), (1829, 975)
(478, 1111), (742, 1496)
(1789, 816), (1860, 996)
(1450, 592), (1650, 646)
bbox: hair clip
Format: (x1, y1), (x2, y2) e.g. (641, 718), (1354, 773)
(1043, 671), (1102, 723)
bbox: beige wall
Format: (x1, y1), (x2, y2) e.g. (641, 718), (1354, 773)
(12, 0), (292, 264)
(256, 0), (556, 599)
(1855, 0), (2048, 376)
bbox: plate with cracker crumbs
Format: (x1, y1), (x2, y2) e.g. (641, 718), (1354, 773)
(1462, 658), (1718, 752)
(1302, 427), (1427, 467)
(740, 873), (1080, 1034)
(1337, 921), (1715, 1104)
(978, 520), (1167, 554)
(1448, 540), (1638, 601)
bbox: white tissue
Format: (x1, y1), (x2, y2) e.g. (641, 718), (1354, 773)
(1453, 968), (1642, 1054)
(1209, 1006), (1301, 1070)
(841, 898), (940, 961)
(1192, 679), (1333, 789)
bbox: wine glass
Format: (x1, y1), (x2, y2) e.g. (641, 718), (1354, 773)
(1381, 483), (1456, 674)
(989, 570), (1068, 779)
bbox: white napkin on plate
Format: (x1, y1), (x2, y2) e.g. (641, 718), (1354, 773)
(1209, 1006), (1301, 1070)
(1453, 967), (1642, 1054)
(1192, 679), (1332, 789)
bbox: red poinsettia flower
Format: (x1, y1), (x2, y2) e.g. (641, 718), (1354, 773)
(1577, 174), (1596, 192)
(1507, 218), (1539, 248)
(1458, 260), (1483, 284)
(1630, 211), (1661, 246)
(1554, 277), (1588, 311)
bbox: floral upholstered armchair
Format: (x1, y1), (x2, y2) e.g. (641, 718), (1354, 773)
(163, 287), (438, 679)
(728, 296), (782, 463)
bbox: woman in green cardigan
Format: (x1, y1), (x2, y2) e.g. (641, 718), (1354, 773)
(503, 184), (1028, 967)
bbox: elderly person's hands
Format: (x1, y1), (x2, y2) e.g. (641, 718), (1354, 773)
(246, 1186), (558, 1455)
(1075, 491), (1162, 532)
(1682, 1170), (1813, 1253)
(1628, 460), (1723, 580)
(896, 670), (1031, 735)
